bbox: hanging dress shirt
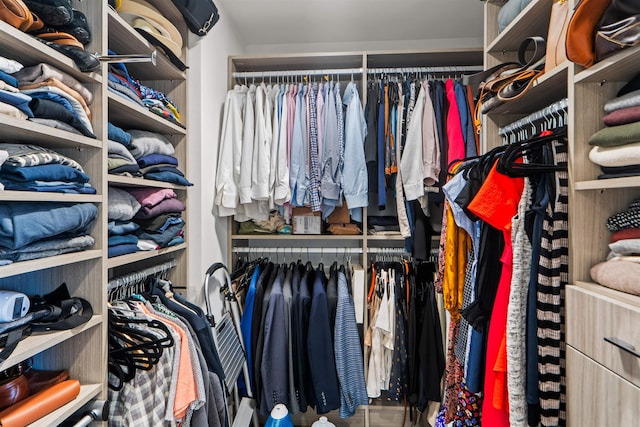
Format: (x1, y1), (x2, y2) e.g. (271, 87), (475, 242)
(290, 84), (308, 206)
(215, 85), (247, 217)
(342, 81), (368, 222)
(238, 85), (256, 222)
(268, 84), (281, 209)
(321, 81), (341, 218)
(275, 85), (291, 206)
(249, 84), (271, 220)
(401, 81), (427, 202)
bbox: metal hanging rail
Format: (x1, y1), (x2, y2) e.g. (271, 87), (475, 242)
(499, 98), (569, 136)
(107, 259), (177, 292)
(232, 67), (364, 80)
(231, 246), (409, 254)
(367, 65), (484, 75)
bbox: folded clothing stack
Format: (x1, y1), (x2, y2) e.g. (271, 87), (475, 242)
(128, 130), (191, 186)
(0, 202), (97, 265)
(590, 198), (640, 296)
(0, 143), (95, 193)
(11, 63), (94, 137)
(589, 72), (640, 178)
(108, 122), (139, 176)
(107, 186), (185, 257)
(107, 51), (183, 127)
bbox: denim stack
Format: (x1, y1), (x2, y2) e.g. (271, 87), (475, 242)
(0, 202), (97, 265)
(107, 186), (186, 258)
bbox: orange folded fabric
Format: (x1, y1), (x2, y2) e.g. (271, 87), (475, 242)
(0, 379), (80, 427)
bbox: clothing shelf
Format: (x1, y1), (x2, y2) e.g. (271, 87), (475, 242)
(107, 93), (187, 135)
(107, 8), (186, 81)
(0, 315), (102, 372)
(0, 21), (101, 84)
(0, 115), (102, 149)
(108, 174), (189, 190)
(107, 243), (187, 269)
(0, 250), (103, 279)
(485, 62), (569, 115)
(575, 177), (640, 191)
(0, 192), (102, 203)
(485, 0), (552, 54)
(230, 234), (364, 241)
(575, 44), (640, 84)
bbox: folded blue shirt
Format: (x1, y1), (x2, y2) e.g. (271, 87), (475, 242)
(137, 222), (184, 247)
(0, 202), (97, 250)
(108, 243), (139, 258)
(0, 180), (96, 194)
(28, 92), (76, 117)
(0, 90), (32, 117)
(1, 163), (90, 183)
(0, 71), (18, 88)
(108, 221), (140, 236)
(137, 154), (178, 168)
(108, 234), (138, 247)
(145, 169), (192, 186)
(108, 122), (131, 146)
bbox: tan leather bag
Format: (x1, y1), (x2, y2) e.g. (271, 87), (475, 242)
(565, 0), (612, 67)
(545, 0), (571, 72)
(0, 0), (42, 32)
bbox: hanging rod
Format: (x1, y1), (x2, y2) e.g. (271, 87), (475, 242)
(367, 65), (484, 75)
(232, 247), (409, 254)
(499, 98), (568, 136)
(107, 259), (177, 292)
(232, 68), (363, 80)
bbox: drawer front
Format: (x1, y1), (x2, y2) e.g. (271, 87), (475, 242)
(566, 284), (640, 386)
(567, 347), (640, 427)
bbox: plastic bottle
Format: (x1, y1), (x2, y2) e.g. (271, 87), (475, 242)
(265, 404), (293, 427)
(311, 416), (336, 427)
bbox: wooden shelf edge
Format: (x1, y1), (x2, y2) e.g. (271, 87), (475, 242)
(575, 44), (640, 84)
(0, 116), (101, 148)
(0, 250), (102, 279)
(108, 94), (187, 135)
(108, 175), (187, 190)
(28, 383), (102, 427)
(0, 315), (103, 372)
(486, 0), (551, 53)
(0, 191), (102, 203)
(107, 243), (187, 268)
(573, 281), (640, 309)
(575, 176), (640, 191)
(107, 8), (186, 81)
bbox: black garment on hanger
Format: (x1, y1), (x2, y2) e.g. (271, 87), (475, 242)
(326, 262), (339, 335)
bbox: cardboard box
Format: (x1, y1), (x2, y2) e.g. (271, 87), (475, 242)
(292, 207), (322, 234)
(327, 202), (349, 224)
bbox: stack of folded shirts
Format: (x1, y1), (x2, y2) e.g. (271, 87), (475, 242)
(107, 51), (183, 127)
(129, 187), (186, 249)
(108, 187), (141, 258)
(0, 55), (26, 120)
(590, 199), (640, 296)
(0, 202), (97, 266)
(128, 130), (192, 186)
(108, 122), (139, 176)
(589, 72), (640, 178)
(0, 143), (95, 193)
(12, 63), (94, 137)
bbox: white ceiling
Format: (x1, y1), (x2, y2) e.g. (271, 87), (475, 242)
(218, 0), (484, 49)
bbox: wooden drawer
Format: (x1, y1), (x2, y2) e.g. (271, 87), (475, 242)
(567, 347), (640, 427)
(566, 283), (640, 386)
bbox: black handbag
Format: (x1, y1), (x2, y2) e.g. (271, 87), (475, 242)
(170, 0), (220, 36)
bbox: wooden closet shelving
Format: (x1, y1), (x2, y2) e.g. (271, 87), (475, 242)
(226, 48), (482, 427)
(106, 0), (190, 294)
(482, 0), (640, 425)
(0, 1), (106, 423)
(0, 0), (191, 424)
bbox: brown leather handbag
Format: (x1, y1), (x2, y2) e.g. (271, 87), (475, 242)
(545, 0), (571, 72)
(565, 0), (612, 67)
(0, 379), (80, 427)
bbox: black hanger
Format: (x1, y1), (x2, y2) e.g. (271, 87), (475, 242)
(497, 126), (568, 177)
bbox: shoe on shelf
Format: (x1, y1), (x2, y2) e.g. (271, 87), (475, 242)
(23, 0), (72, 26)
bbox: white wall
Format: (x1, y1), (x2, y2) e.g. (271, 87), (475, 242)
(187, 6), (244, 305)
(244, 37), (482, 55)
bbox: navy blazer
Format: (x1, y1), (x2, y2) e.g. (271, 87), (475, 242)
(307, 269), (340, 414)
(260, 268), (288, 414)
(292, 263), (316, 411)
